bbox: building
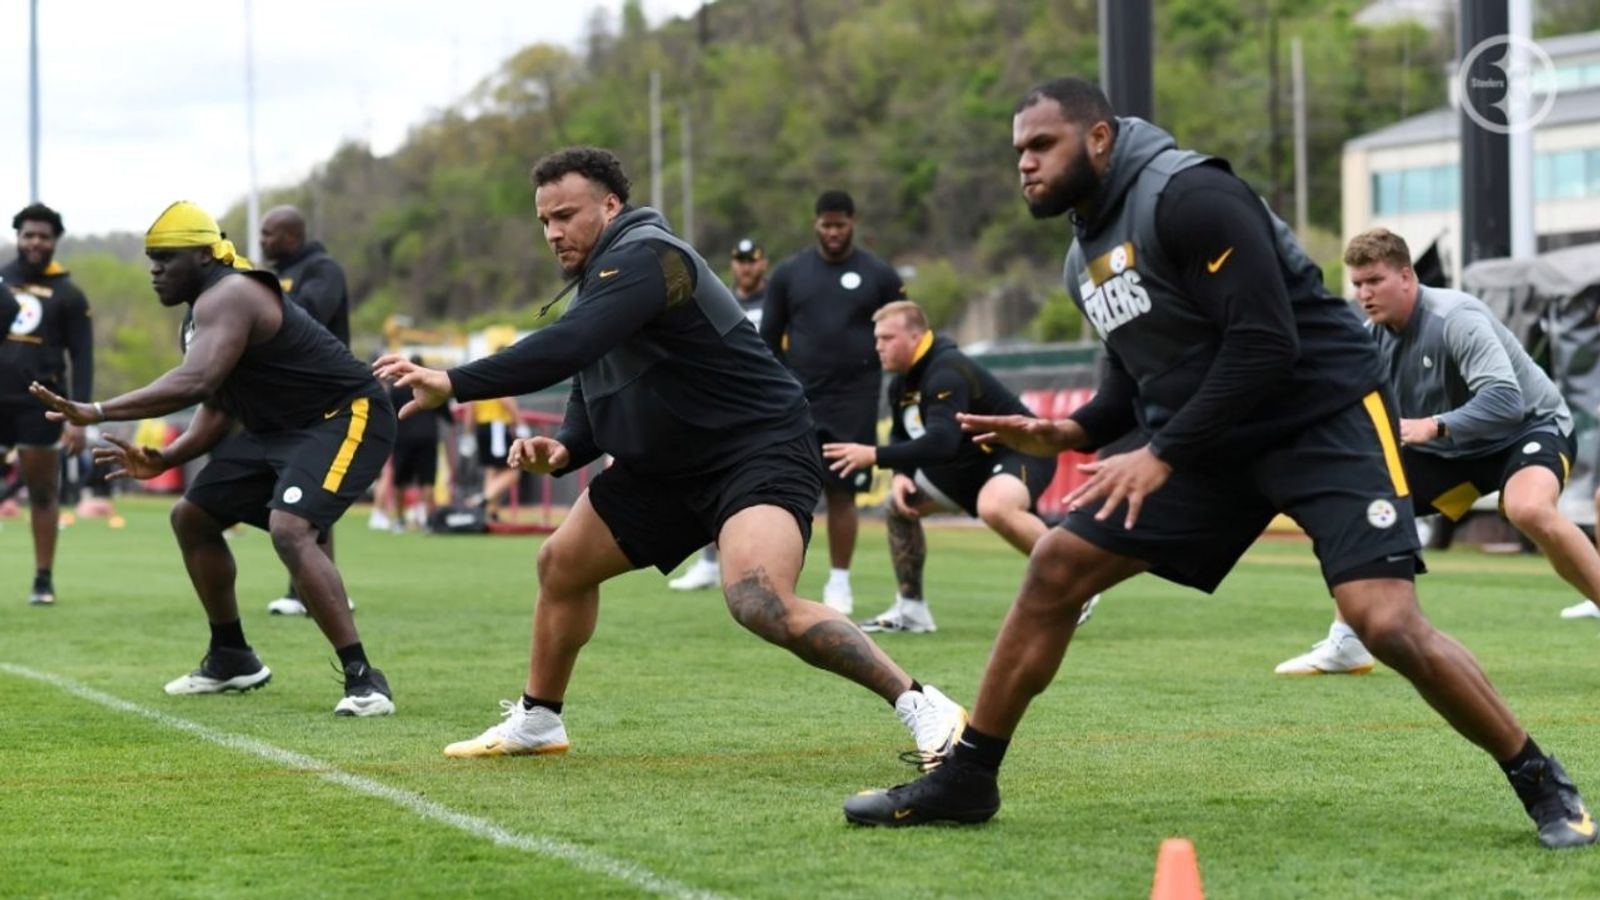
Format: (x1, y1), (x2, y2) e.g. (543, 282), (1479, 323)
(1341, 30), (1600, 281)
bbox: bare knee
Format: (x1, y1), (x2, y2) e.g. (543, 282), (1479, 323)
(170, 500), (220, 541)
(1505, 496), (1560, 541)
(535, 537), (595, 596)
(268, 515), (319, 560)
(722, 568), (795, 645)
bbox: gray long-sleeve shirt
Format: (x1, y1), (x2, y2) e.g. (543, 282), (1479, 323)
(1373, 285), (1570, 459)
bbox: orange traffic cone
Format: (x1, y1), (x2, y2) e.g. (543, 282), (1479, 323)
(1150, 837), (1203, 900)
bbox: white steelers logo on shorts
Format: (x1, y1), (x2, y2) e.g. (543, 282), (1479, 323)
(1367, 498), (1397, 529)
(839, 271), (862, 290)
(1523, 441), (1542, 454)
(993, 463), (1004, 474)
(283, 486), (303, 504)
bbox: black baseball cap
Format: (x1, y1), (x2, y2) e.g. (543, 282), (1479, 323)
(731, 238), (764, 261)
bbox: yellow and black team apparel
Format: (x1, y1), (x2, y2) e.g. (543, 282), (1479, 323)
(0, 258), (92, 447)
(471, 398), (516, 469)
(1060, 118), (1418, 592)
(447, 207), (818, 573)
(879, 331), (1056, 517)
(759, 242), (905, 493)
(181, 271), (394, 533)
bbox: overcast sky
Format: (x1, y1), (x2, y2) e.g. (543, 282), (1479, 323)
(0, 0), (705, 238)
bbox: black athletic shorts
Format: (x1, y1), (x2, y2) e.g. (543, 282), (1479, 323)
(810, 385), (880, 495)
(1063, 391), (1421, 593)
(1403, 430), (1573, 521)
(186, 390), (396, 534)
(0, 399), (62, 448)
(918, 449), (1058, 518)
(392, 437), (438, 487)
(588, 431), (824, 574)
(476, 422), (511, 468)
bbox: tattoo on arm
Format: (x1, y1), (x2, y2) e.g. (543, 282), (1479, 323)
(887, 507), (926, 600)
(724, 567), (906, 701)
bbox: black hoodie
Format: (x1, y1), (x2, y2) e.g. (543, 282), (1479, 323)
(877, 333), (1038, 475)
(447, 208), (811, 478)
(0, 258), (93, 402)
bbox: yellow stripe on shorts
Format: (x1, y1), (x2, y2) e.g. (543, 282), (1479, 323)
(1560, 451), (1571, 484)
(322, 397), (369, 493)
(1361, 391), (1410, 497)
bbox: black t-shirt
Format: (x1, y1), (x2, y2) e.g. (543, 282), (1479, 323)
(759, 246), (905, 397)
(182, 271), (379, 433)
(0, 259), (94, 401)
(1070, 164), (1381, 465)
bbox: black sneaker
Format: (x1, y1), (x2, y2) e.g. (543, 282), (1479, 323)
(1508, 754), (1597, 849)
(163, 647), (272, 695)
(334, 662), (395, 717)
(27, 575), (54, 606)
(843, 759), (1001, 827)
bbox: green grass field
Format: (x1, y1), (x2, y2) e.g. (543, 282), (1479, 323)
(5, 496), (1600, 898)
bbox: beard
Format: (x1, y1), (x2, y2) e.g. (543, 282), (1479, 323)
(1026, 146), (1100, 220)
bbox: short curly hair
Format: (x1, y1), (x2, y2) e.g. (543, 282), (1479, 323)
(1344, 228), (1412, 271)
(531, 147), (631, 203)
(13, 203), (64, 236)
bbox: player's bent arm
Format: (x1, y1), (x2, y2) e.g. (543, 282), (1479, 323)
(96, 285), (255, 420)
(157, 402), (236, 469)
(1436, 310), (1526, 441)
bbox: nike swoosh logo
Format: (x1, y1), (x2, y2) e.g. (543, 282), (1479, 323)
(323, 408), (340, 419)
(1568, 812), (1596, 837)
(936, 390), (953, 400)
(893, 809), (915, 820)
(1206, 247), (1234, 273)
(599, 269), (620, 279)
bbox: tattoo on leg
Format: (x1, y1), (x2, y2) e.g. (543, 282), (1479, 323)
(793, 620), (905, 698)
(726, 567), (903, 697)
(887, 508), (926, 599)
(725, 568), (790, 644)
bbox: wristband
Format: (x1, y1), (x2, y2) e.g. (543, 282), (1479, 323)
(93, 401), (106, 421)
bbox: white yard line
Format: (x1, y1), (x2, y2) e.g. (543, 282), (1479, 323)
(0, 663), (728, 900)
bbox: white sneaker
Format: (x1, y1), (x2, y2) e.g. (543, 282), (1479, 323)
(668, 558), (720, 591)
(1560, 599), (1600, 620)
(1273, 634), (1376, 675)
(1076, 593), (1102, 627)
(164, 647), (272, 695)
(860, 599), (936, 633)
(267, 596), (356, 616)
(444, 700), (571, 758)
(823, 581), (854, 615)
(895, 684), (968, 769)
(368, 509), (393, 531)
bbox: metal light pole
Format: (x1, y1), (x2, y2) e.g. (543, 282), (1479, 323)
(29, 0), (40, 201)
(245, 0), (262, 262)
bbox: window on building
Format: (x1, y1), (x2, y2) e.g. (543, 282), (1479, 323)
(1373, 171), (1402, 215)
(1370, 164), (1458, 215)
(1538, 149), (1590, 201)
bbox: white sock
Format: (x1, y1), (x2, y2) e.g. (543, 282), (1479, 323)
(828, 568), (851, 587)
(898, 595), (926, 607)
(1329, 620), (1358, 642)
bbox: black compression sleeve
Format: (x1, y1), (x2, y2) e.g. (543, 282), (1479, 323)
(447, 241), (673, 401)
(1145, 166), (1299, 465)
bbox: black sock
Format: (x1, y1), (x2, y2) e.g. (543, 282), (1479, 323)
(336, 642), (369, 670)
(951, 724), (1010, 773)
(1500, 736), (1545, 774)
(208, 618), (248, 651)
(285, 582), (299, 601)
(909, 679), (924, 695)
(522, 694), (563, 715)
(34, 568), (51, 583)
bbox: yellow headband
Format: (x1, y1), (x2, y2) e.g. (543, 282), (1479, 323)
(144, 201), (253, 270)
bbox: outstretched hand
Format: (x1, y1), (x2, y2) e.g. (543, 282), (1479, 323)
(1063, 445), (1172, 530)
(957, 412), (1072, 456)
(372, 354), (453, 419)
(507, 436), (569, 474)
(821, 441), (877, 477)
(29, 381), (100, 426)
(94, 434), (169, 481)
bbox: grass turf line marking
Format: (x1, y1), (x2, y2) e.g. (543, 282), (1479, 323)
(0, 662), (728, 900)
